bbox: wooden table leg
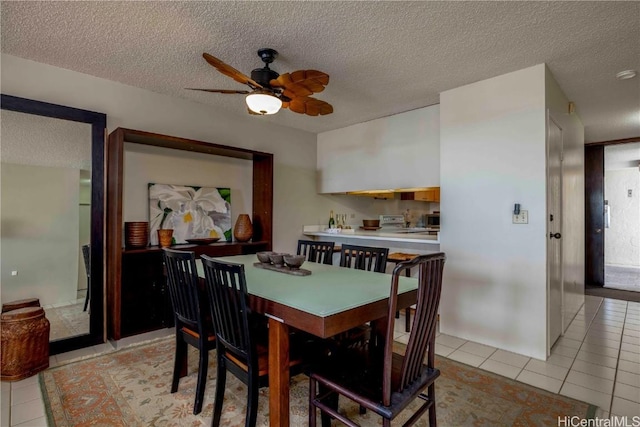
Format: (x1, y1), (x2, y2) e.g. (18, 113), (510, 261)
(269, 317), (290, 427)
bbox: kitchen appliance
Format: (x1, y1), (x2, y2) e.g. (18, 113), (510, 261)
(425, 212), (440, 228)
(379, 214), (439, 234)
(379, 215), (405, 230)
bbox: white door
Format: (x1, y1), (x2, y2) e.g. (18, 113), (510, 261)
(547, 116), (563, 353)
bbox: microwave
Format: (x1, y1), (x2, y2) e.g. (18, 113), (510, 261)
(425, 213), (440, 228)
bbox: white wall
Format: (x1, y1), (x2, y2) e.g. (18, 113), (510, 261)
(605, 168), (640, 266)
(440, 65), (550, 360)
(123, 143), (253, 244)
(0, 54), (323, 257)
(317, 105), (440, 193)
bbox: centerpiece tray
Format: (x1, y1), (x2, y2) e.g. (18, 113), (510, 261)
(253, 262), (311, 276)
(185, 237), (221, 245)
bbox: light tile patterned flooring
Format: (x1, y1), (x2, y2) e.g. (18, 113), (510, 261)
(2, 295), (639, 425)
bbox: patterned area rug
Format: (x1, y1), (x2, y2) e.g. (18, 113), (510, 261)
(44, 302), (90, 341)
(40, 338), (596, 426)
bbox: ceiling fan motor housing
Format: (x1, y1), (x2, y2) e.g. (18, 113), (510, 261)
(251, 48), (279, 87)
(251, 67), (279, 88)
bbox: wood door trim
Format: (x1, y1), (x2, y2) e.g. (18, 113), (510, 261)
(586, 136), (640, 146)
(585, 145), (605, 286)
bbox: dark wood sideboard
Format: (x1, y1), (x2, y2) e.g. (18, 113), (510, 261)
(106, 128), (273, 340)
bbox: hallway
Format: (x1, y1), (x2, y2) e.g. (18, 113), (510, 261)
(605, 265), (640, 293)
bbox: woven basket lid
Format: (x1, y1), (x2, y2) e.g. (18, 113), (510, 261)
(1, 307), (45, 321)
(1, 298), (40, 313)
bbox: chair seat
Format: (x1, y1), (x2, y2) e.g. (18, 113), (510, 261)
(181, 326), (216, 342)
(226, 343), (305, 377)
(311, 349), (440, 420)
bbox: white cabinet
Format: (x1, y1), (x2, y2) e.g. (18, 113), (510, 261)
(317, 105), (440, 194)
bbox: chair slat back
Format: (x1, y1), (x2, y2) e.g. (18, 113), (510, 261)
(201, 255), (253, 363)
(81, 244), (90, 278)
(339, 244), (389, 273)
(382, 252), (445, 405)
(297, 240), (335, 265)
(163, 249), (203, 330)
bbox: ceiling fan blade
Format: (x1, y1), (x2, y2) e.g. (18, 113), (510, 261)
(186, 88), (250, 94)
(202, 53), (263, 89)
(288, 97), (333, 116)
(270, 70), (330, 97)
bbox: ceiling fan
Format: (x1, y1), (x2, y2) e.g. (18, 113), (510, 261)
(187, 48), (333, 116)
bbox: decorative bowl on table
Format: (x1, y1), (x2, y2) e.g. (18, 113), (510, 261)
(185, 237), (221, 245)
(268, 253), (285, 267)
(256, 251), (275, 264)
(283, 255), (305, 270)
(362, 219), (380, 228)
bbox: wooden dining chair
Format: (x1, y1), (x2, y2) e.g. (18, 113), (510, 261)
(339, 243), (389, 273)
(201, 255), (307, 427)
(309, 252), (446, 427)
(297, 239), (335, 264)
(162, 249), (216, 415)
(335, 244), (390, 348)
(81, 244), (91, 311)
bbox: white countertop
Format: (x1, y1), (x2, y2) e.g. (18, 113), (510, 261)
(303, 225), (440, 244)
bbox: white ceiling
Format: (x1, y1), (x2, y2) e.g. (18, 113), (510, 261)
(1, 1), (639, 142)
(605, 142), (640, 170)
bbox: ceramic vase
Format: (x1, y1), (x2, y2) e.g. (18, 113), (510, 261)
(233, 214), (253, 242)
(157, 229), (174, 248)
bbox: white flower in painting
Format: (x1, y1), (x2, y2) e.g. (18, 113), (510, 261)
(150, 184), (229, 243)
(149, 184), (185, 230)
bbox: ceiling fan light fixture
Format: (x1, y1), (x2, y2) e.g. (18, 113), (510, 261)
(245, 91), (282, 115)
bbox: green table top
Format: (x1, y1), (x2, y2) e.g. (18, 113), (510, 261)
(196, 254), (417, 318)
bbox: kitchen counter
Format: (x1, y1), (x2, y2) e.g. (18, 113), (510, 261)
(302, 225), (440, 245)
(301, 225), (441, 273)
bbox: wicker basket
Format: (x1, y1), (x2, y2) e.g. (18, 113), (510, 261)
(1, 298), (40, 313)
(125, 221), (149, 248)
(1, 307), (50, 381)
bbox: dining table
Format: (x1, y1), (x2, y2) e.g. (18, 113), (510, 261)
(196, 254), (418, 427)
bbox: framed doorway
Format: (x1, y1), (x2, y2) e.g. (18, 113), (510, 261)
(585, 137), (640, 302)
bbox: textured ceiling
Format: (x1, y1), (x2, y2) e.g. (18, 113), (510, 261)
(1, 1), (638, 142)
(1, 110), (92, 170)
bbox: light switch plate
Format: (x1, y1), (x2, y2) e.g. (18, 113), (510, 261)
(513, 210), (528, 224)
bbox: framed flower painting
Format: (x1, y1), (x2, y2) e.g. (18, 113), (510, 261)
(148, 183), (231, 245)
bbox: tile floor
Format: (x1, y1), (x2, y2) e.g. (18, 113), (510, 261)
(2, 295), (639, 425)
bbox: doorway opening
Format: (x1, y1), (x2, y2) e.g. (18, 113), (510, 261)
(585, 138), (640, 303)
(604, 142), (640, 293)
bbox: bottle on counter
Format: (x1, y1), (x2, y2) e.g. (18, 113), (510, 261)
(328, 210), (335, 229)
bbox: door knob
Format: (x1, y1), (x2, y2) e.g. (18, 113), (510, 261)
(595, 228), (602, 233)
(549, 232), (562, 239)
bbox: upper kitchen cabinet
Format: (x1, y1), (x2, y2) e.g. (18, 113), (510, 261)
(400, 187), (440, 202)
(317, 105), (439, 194)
